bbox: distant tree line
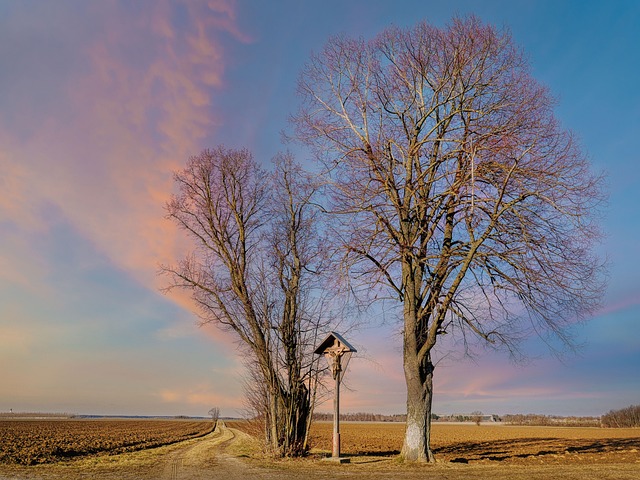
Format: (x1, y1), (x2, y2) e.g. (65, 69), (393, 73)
(313, 412), (409, 422)
(435, 413), (499, 423)
(0, 412), (75, 419)
(312, 412), (607, 427)
(503, 414), (600, 427)
(312, 412), (493, 422)
(601, 405), (640, 428)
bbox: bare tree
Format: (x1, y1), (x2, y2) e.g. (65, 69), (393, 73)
(471, 411), (483, 426)
(208, 407), (220, 431)
(293, 16), (605, 462)
(162, 147), (337, 456)
(601, 405), (640, 428)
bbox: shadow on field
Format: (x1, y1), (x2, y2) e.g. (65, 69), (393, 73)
(435, 437), (640, 463)
(348, 450), (401, 459)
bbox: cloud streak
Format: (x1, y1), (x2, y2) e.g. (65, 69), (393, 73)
(0, 0), (246, 415)
(0, 1), (246, 290)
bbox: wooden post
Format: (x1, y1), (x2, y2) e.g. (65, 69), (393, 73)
(333, 361), (340, 458)
(313, 331), (356, 464)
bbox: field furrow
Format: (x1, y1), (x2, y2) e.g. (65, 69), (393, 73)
(0, 419), (214, 465)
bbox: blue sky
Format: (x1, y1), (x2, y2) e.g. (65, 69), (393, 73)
(0, 0), (639, 417)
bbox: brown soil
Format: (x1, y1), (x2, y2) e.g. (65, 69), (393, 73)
(1, 420), (639, 479)
(306, 421), (640, 465)
(0, 419), (214, 465)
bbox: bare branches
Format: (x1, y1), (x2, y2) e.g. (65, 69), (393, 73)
(161, 147), (343, 456)
(293, 15), (606, 462)
(295, 15), (605, 358)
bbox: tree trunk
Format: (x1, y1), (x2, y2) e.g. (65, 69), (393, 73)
(269, 389), (279, 454)
(401, 353), (435, 462)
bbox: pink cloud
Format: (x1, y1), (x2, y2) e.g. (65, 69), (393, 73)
(594, 294), (640, 317)
(158, 376), (244, 411)
(0, 323), (35, 356)
(0, 6), (255, 406)
(159, 388), (239, 410)
(0, 0), (245, 297)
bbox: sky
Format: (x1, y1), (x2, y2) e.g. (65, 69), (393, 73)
(1, 0), (639, 418)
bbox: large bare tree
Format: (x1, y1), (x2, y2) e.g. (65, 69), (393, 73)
(293, 16), (605, 462)
(163, 147), (335, 456)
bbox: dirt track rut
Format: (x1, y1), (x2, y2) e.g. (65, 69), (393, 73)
(160, 423), (257, 480)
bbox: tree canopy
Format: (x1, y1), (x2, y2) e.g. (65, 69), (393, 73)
(293, 16), (605, 461)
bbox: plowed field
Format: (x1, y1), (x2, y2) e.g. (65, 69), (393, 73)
(1, 421), (639, 479)
(307, 422), (640, 464)
(0, 419), (214, 465)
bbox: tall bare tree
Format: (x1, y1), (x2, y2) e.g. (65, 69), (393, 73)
(293, 16), (605, 462)
(162, 147), (335, 456)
